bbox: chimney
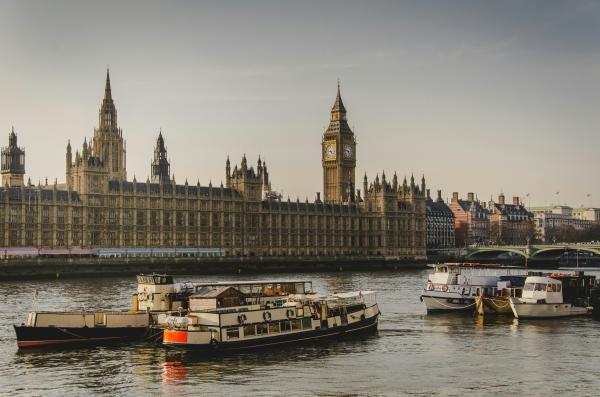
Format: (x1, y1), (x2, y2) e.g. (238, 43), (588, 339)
(316, 192), (321, 202)
(467, 192), (474, 202)
(452, 192), (459, 202)
(513, 196), (519, 206)
(498, 193), (505, 205)
(437, 190), (442, 202)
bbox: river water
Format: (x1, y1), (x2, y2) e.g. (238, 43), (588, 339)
(1, 268), (600, 396)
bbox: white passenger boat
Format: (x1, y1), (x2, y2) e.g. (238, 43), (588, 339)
(420, 263), (527, 313)
(161, 283), (380, 351)
(509, 276), (591, 319)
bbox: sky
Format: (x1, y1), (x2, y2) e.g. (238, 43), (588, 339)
(0, 0), (599, 207)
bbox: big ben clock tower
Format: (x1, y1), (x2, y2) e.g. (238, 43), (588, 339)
(322, 83), (356, 203)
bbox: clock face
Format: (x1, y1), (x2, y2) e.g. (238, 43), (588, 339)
(343, 145), (353, 159)
(324, 142), (336, 160)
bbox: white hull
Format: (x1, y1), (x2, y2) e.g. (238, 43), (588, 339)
(510, 300), (590, 319)
(421, 293), (476, 312)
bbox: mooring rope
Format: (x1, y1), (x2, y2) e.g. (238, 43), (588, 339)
(427, 296), (476, 310)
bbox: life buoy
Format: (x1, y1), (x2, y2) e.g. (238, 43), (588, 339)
(426, 281), (434, 291)
(442, 284), (449, 292)
(237, 314), (247, 324)
(286, 309), (294, 318)
(263, 311), (272, 321)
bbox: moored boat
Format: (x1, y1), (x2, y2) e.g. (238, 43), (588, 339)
(14, 275), (325, 349)
(509, 276), (592, 319)
(161, 284), (380, 351)
(475, 276), (527, 316)
(420, 263), (527, 313)
(14, 311), (150, 348)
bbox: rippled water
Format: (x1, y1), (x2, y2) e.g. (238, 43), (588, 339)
(1, 268), (600, 396)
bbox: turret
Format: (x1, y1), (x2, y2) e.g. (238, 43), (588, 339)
(151, 130), (170, 183)
(1, 127), (25, 187)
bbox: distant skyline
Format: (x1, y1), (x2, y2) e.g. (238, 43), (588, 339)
(0, 1), (598, 207)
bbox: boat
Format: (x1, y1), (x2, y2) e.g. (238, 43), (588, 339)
(509, 275), (592, 319)
(161, 283), (380, 351)
(475, 276), (527, 316)
(14, 274), (321, 349)
(420, 263), (527, 313)
(14, 311), (150, 348)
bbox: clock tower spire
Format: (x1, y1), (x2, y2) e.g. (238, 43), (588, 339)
(322, 82), (356, 203)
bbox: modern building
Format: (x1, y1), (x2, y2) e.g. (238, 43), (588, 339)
(529, 206), (593, 243)
(487, 194), (533, 245)
(0, 71), (426, 258)
(449, 192), (490, 247)
(425, 189), (455, 249)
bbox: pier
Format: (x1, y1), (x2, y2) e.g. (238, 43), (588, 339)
(0, 256), (426, 280)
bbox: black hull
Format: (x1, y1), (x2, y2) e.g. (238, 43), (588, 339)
(164, 314), (379, 352)
(14, 325), (148, 348)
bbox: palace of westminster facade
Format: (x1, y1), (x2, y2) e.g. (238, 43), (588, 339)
(0, 71), (426, 258)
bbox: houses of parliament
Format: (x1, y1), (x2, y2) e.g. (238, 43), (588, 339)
(0, 71), (426, 258)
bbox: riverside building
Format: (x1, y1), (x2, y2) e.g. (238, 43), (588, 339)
(425, 189), (455, 249)
(0, 72), (426, 259)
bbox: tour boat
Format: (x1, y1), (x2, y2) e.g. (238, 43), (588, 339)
(420, 263), (526, 313)
(161, 284), (380, 351)
(509, 276), (591, 319)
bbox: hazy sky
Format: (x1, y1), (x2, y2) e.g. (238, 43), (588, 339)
(0, 1), (599, 207)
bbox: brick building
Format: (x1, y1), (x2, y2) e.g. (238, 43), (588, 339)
(449, 192), (490, 247)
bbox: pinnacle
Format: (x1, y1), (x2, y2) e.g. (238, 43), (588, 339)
(332, 81), (346, 113)
(105, 68), (112, 97)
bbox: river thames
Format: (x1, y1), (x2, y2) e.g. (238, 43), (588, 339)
(1, 268), (600, 396)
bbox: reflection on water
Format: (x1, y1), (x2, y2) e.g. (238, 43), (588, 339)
(0, 269), (600, 396)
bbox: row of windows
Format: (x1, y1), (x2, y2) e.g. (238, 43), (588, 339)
(225, 318), (313, 340)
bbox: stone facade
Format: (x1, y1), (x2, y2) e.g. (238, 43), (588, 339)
(425, 189), (455, 249)
(0, 72), (426, 258)
(530, 206), (593, 243)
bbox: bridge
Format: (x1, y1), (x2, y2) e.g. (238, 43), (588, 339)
(467, 244), (600, 260)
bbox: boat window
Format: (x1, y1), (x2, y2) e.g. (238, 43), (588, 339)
(524, 283), (534, 291)
(291, 319), (302, 330)
(534, 283), (546, 292)
(301, 317), (312, 330)
(281, 320), (291, 332)
(268, 321), (280, 334)
(243, 324), (255, 337)
(226, 327), (239, 340)
(556, 284), (561, 292)
(256, 323), (268, 335)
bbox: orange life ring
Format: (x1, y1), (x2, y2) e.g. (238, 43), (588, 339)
(426, 281), (434, 291)
(442, 284), (449, 292)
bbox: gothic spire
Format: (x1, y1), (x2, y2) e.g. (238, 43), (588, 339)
(332, 80), (346, 114)
(105, 68), (112, 101)
(99, 68), (117, 132)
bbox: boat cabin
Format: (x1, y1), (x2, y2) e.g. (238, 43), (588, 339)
(189, 287), (246, 311)
(522, 276), (563, 304)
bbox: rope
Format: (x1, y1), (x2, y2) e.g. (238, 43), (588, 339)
(427, 296), (476, 310)
(55, 327), (84, 339)
(484, 297), (511, 309)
